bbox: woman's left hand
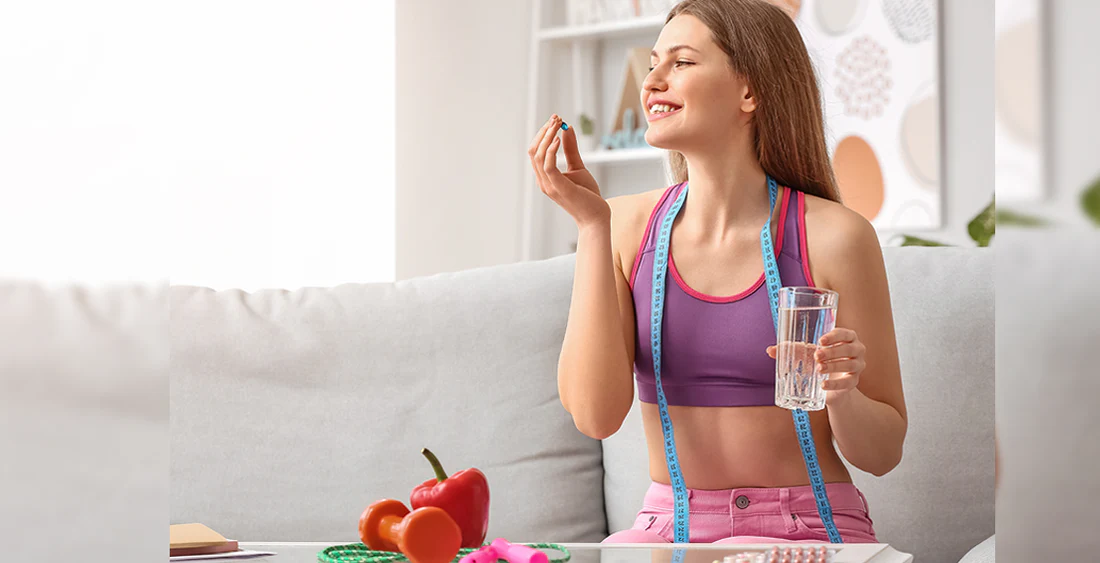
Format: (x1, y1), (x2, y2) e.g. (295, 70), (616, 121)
(814, 327), (865, 403)
(766, 327), (865, 405)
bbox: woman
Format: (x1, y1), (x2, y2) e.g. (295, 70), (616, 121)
(528, 0), (907, 545)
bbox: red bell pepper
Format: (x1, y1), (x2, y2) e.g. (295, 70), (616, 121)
(409, 448), (490, 549)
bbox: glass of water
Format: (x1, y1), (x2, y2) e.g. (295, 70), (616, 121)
(775, 286), (839, 411)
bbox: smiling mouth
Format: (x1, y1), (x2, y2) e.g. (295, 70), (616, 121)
(648, 103), (683, 116)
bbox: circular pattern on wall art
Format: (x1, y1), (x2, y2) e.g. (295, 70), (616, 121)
(995, 19), (1041, 147)
(835, 36), (892, 119)
(899, 81), (939, 191)
(766, 0), (801, 20)
(815, 0), (867, 36)
(832, 135), (885, 221)
(882, 0), (937, 44)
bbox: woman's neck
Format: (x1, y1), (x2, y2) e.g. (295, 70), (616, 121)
(678, 143), (771, 244)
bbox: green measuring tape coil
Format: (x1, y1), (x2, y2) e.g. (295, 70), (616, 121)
(317, 543), (571, 563)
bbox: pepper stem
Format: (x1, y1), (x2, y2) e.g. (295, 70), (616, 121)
(421, 448), (448, 482)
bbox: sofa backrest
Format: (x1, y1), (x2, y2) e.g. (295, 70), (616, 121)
(1, 281), (167, 562)
(602, 246), (995, 563)
(170, 254), (607, 542)
(171, 246), (994, 559)
(995, 230), (1100, 562)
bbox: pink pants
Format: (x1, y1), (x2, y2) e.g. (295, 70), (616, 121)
(603, 481), (878, 544)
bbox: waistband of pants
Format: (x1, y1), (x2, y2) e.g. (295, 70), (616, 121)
(641, 481), (869, 516)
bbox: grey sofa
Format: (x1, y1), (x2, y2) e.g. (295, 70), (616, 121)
(168, 247), (994, 563)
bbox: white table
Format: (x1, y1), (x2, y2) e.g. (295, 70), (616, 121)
(230, 541), (913, 563)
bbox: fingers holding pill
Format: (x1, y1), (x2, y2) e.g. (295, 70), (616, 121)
(528, 113), (608, 227)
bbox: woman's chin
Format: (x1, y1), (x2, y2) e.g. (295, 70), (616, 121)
(643, 131), (681, 151)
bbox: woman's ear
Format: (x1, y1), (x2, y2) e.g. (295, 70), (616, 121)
(740, 85), (757, 113)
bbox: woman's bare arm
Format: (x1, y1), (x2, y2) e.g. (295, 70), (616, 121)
(806, 198), (908, 476)
(557, 196), (646, 440)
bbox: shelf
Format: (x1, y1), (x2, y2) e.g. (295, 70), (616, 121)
(523, 1), (673, 262)
(538, 15), (666, 42)
(559, 147), (665, 164)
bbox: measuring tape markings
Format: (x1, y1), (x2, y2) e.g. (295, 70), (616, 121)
(649, 181), (690, 543)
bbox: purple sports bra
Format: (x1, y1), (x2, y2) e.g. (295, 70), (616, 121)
(629, 182), (817, 407)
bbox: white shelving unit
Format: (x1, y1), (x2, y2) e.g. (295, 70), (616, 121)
(521, 0), (671, 261)
(559, 146), (664, 165)
(537, 14), (665, 42)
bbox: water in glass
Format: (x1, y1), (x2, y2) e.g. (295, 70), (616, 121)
(774, 288), (837, 411)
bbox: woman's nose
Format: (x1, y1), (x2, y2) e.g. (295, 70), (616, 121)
(642, 65), (667, 93)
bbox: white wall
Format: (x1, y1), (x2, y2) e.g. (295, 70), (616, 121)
(0, 1), (395, 291)
(395, 0), (532, 280)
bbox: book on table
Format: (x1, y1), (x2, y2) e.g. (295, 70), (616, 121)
(170, 523), (239, 557)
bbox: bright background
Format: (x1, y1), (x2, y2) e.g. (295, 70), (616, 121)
(0, 1), (395, 291)
(1, 1), (1097, 289)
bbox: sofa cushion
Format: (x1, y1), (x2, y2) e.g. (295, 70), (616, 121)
(958, 535), (995, 563)
(1, 282), (167, 561)
(854, 247), (995, 562)
(170, 254), (606, 542)
(602, 247), (994, 562)
(995, 230), (1100, 562)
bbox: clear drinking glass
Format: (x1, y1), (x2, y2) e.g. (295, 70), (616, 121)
(775, 286), (839, 411)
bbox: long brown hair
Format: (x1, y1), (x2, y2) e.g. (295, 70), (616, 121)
(664, 0), (842, 203)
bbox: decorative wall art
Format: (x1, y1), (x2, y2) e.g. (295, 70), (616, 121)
(790, 0), (943, 230)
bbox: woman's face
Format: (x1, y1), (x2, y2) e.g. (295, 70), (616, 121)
(642, 14), (755, 152)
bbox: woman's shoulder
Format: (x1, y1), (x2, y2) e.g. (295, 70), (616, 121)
(607, 186), (672, 278)
(802, 192), (879, 247)
(801, 192), (883, 286)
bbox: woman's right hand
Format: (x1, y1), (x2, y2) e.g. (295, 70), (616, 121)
(529, 114), (610, 228)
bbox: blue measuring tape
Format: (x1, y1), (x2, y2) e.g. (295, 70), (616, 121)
(649, 176), (842, 544)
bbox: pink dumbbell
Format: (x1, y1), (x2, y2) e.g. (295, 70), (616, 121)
(490, 539), (549, 563)
(457, 539), (549, 563)
(458, 545), (498, 563)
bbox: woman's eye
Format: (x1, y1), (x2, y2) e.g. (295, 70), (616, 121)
(648, 61), (692, 71)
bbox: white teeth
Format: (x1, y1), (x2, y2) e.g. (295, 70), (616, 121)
(649, 104), (678, 114)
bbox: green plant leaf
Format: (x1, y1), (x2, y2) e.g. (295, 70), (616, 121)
(898, 235), (951, 247)
(579, 114), (595, 136)
(996, 208), (1049, 227)
(1083, 175), (1100, 226)
(967, 198), (996, 247)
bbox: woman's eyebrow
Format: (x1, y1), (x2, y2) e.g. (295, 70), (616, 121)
(651, 45), (702, 58)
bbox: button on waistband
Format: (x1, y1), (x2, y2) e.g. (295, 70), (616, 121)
(735, 495), (750, 509)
